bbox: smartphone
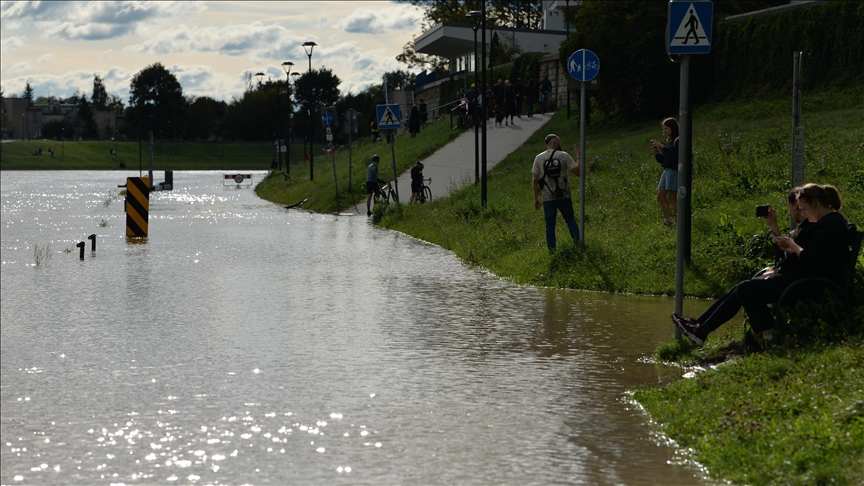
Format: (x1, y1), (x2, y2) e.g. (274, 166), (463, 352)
(756, 205), (769, 217)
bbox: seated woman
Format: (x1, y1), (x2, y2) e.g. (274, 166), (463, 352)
(673, 183), (852, 345)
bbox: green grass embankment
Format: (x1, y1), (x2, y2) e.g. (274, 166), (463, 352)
(376, 87), (863, 296)
(1, 139), (310, 171)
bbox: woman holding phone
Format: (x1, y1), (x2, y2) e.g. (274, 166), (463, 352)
(651, 117), (680, 227)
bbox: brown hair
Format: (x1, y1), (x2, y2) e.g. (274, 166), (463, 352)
(786, 186), (801, 205)
(662, 117), (679, 141)
(797, 183), (843, 210)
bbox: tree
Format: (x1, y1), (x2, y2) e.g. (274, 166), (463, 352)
(126, 62), (188, 139)
(76, 92), (99, 139)
(396, 39), (450, 75)
(385, 70), (417, 91)
(91, 75), (108, 111)
(22, 82), (34, 106)
(294, 68), (341, 144)
(187, 96), (227, 140)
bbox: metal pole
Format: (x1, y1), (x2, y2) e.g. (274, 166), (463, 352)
(474, 26), (479, 185)
(566, 0), (571, 119)
(481, 2), (488, 208)
(673, 54), (691, 340)
(579, 82), (586, 245)
(390, 130), (399, 203)
(791, 52), (804, 229)
(348, 111), (353, 193)
(308, 54), (314, 182)
(286, 74), (290, 176)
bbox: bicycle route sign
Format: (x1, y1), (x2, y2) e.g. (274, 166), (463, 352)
(376, 104), (401, 130)
(667, 1), (713, 54)
(567, 49), (600, 82)
(321, 111), (333, 126)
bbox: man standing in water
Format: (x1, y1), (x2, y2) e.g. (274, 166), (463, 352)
(365, 155), (382, 216)
(532, 134), (581, 253)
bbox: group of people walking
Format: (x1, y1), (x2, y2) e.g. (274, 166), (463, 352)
(458, 75), (554, 128)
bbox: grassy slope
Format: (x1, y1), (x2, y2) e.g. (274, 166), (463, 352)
(378, 87), (864, 297)
(1, 139), (310, 171)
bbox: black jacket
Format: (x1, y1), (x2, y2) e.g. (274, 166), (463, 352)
(655, 137), (679, 170)
(777, 212), (852, 283)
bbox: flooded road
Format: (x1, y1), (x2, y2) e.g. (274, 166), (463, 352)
(1, 171), (708, 485)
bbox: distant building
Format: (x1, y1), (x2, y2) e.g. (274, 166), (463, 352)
(0, 96), (123, 140)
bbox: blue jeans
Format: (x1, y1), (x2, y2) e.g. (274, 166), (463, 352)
(526, 96), (534, 116)
(543, 198), (580, 252)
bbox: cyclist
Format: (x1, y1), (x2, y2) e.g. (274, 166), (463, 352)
(410, 160), (425, 203)
(366, 155), (384, 216)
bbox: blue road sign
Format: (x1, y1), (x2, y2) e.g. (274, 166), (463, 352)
(567, 49), (600, 82)
(668, 1), (713, 54)
(376, 104), (401, 130)
(321, 111), (333, 126)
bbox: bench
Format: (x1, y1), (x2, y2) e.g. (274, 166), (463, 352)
(770, 224), (863, 330)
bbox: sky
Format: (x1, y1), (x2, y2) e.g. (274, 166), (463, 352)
(0, 1), (424, 104)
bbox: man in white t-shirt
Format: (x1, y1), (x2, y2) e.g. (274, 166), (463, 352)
(531, 134), (581, 253)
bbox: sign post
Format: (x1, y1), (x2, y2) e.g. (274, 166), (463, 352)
(567, 48), (600, 246)
(377, 104), (402, 203)
(668, 0), (713, 339)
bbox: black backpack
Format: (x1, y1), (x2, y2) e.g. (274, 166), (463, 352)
(539, 150), (565, 198)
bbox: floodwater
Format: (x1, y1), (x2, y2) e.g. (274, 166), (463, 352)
(1, 171), (709, 485)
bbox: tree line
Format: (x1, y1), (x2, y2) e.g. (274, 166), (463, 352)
(13, 63), (421, 144)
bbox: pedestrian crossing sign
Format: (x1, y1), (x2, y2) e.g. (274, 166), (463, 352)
(377, 104), (402, 130)
(667, 1), (713, 54)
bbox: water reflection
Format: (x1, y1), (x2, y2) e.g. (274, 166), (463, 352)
(1, 171), (709, 485)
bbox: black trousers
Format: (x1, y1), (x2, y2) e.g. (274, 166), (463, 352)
(698, 276), (794, 334)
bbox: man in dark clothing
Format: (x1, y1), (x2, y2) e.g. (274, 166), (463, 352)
(464, 85), (477, 127)
(539, 76), (552, 114)
(492, 79), (505, 119)
(514, 78), (524, 118)
(409, 160), (425, 203)
(418, 99), (428, 124)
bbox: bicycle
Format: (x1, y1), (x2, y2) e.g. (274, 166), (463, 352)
(418, 178), (432, 203)
(378, 179), (397, 204)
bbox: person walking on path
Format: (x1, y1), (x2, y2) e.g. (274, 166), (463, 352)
(492, 79), (505, 123)
(514, 78), (524, 117)
(532, 134), (582, 253)
(365, 155), (384, 216)
(504, 81), (517, 126)
(408, 105), (421, 138)
(525, 79), (538, 118)
(539, 76), (552, 114)
(418, 99), (428, 124)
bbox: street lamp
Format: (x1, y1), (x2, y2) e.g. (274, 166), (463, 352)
(61, 127), (65, 162)
(566, 0), (571, 119)
(302, 41), (317, 181)
(481, 13), (496, 207)
(468, 11), (481, 186)
(282, 61), (294, 176)
(255, 71), (269, 163)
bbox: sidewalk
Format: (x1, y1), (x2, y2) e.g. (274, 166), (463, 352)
(351, 113), (552, 212)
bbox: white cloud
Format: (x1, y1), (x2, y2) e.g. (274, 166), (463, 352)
(5, 61), (33, 75)
(1, 36), (25, 56)
(335, 7), (420, 34)
(38, 53), (55, 63)
(101, 49), (112, 59)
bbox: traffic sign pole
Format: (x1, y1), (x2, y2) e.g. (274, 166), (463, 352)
(567, 48), (599, 247)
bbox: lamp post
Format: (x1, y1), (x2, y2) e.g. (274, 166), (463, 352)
(481, 11), (496, 207)
(282, 61), (294, 176)
(468, 11), (481, 186)
(302, 41), (317, 181)
(61, 127), (65, 162)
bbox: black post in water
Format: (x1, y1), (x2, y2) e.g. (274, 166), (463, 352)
(77, 242), (85, 260)
(88, 234), (96, 252)
(390, 129), (399, 203)
(674, 54), (692, 340)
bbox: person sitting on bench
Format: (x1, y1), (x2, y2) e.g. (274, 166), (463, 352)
(673, 183), (852, 345)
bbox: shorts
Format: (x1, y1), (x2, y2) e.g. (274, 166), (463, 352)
(657, 168), (678, 191)
(366, 181), (380, 195)
(411, 180), (422, 193)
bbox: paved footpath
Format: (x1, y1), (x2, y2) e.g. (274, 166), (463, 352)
(347, 113), (552, 213)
